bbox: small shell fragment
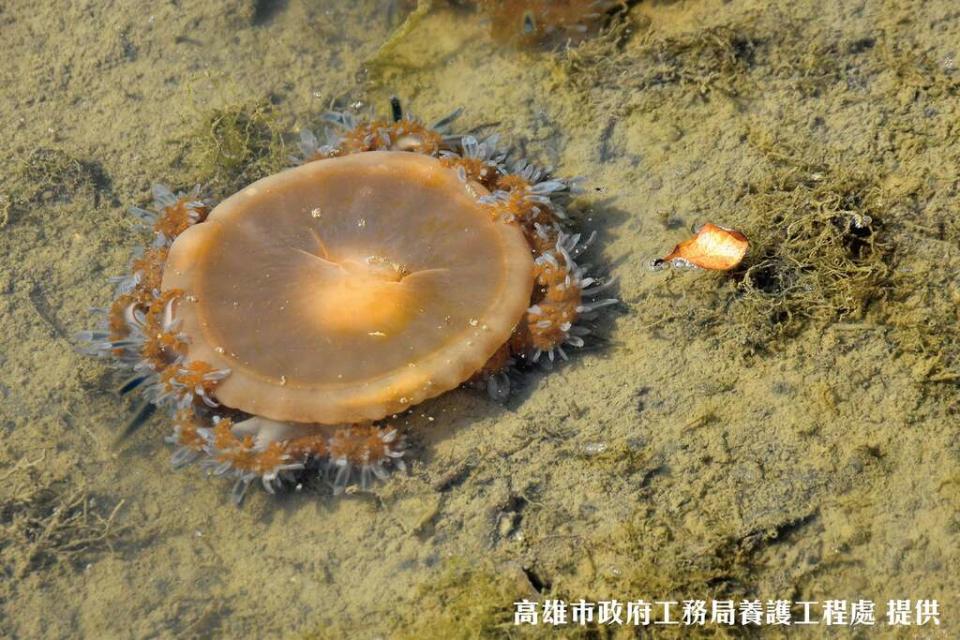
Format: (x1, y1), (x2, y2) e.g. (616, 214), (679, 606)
(657, 223), (749, 271)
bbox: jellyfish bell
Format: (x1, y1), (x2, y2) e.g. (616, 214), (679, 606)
(162, 150), (535, 424)
(81, 103), (616, 499)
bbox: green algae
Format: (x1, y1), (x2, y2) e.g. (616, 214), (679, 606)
(15, 147), (111, 205)
(0, 457), (130, 581)
(667, 140), (895, 355)
(182, 99), (289, 198)
(562, 17), (762, 115)
(394, 559), (523, 640)
(1, 147), (113, 227)
(368, 513), (763, 640)
(0, 194), (11, 229)
(885, 242), (960, 388)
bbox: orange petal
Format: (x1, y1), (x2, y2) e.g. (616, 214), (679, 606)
(660, 223), (749, 271)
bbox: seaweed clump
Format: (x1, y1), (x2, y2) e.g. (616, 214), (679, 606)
(15, 147), (112, 205)
(184, 99), (288, 198)
(889, 277), (960, 388)
(0, 455), (129, 581)
(882, 191), (960, 388)
(0, 147), (113, 226)
(385, 559), (616, 640)
(667, 132), (893, 356)
(563, 21), (762, 115)
(303, 559), (540, 640)
(395, 559), (526, 640)
(603, 509), (758, 628)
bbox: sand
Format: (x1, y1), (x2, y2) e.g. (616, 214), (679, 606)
(1, 1), (958, 638)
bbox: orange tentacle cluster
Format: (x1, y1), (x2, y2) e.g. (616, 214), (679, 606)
(127, 192), (220, 395)
(327, 424), (404, 494)
(107, 292), (135, 344)
(130, 247), (168, 296)
(171, 409), (208, 454)
(139, 288), (187, 369)
(81, 185), (226, 409)
(210, 418), (291, 476)
(440, 155), (502, 190)
(152, 198), (209, 241)
(284, 434), (330, 461)
(336, 119), (444, 156)
(527, 300), (579, 351)
(478, 173), (594, 367)
(166, 409), (401, 501)
(487, 188), (558, 231)
(328, 424), (391, 465)
(161, 360), (225, 401)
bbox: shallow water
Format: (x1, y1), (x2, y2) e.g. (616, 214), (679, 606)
(1, 1), (958, 638)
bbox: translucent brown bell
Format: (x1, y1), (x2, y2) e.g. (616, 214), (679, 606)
(162, 151), (534, 423)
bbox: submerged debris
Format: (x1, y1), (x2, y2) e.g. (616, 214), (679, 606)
(477, 0), (628, 48)
(656, 223), (749, 271)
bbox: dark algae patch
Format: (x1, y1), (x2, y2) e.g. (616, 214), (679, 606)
(15, 147), (111, 205)
(179, 99), (289, 198)
(394, 559), (525, 640)
(1, 147), (113, 226)
(588, 23), (756, 97)
(0, 456), (130, 581)
(356, 507), (773, 640)
(562, 16), (763, 114)
(664, 135), (895, 355)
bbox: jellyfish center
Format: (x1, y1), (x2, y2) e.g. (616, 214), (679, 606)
(307, 252), (415, 336)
